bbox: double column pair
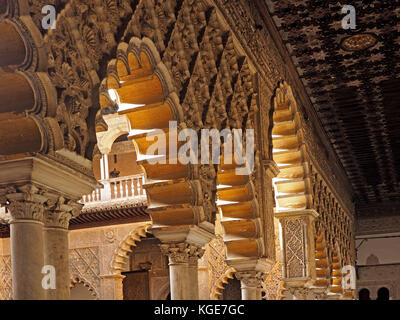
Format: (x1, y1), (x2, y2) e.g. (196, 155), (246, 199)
(6, 186), (78, 300)
(160, 242), (266, 300)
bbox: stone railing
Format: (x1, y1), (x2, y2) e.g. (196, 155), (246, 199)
(81, 174), (146, 204)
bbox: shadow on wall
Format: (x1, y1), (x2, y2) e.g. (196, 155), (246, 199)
(358, 287), (390, 300)
(376, 287), (390, 300)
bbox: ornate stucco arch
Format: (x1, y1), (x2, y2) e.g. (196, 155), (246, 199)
(95, 0), (279, 299)
(210, 266), (236, 300)
(272, 81), (313, 213)
(110, 223), (152, 275)
(96, 37), (216, 246)
(216, 127), (268, 270)
(271, 81), (317, 291)
(272, 82), (355, 299)
(70, 275), (99, 300)
(96, 33), (272, 257)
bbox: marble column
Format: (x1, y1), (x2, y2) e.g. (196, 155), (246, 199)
(160, 243), (204, 300)
(0, 156), (99, 300)
(43, 200), (80, 300)
(236, 271), (264, 300)
(188, 252), (203, 299)
(6, 186), (47, 300)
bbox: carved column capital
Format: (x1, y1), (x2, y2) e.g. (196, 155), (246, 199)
(188, 244), (206, 266)
(1, 184), (49, 223)
(43, 210), (73, 230)
(44, 196), (82, 229)
(7, 199), (45, 223)
(236, 271), (264, 288)
(311, 291), (327, 300)
(160, 243), (205, 265)
(289, 287), (311, 300)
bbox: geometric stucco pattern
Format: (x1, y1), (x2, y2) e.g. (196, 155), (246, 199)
(205, 237), (234, 300)
(262, 260), (284, 300)
(284, 219), (306, 279)
(311, 167), (355, 267)
(69, 247), (101, 298)
(0, 249), (101, 300)
(0, 255), (12, 300)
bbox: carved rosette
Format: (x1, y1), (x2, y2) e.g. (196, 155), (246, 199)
(160, 243), (205, 266)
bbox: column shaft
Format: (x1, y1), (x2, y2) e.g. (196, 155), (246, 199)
(168, 260), (190, 300)
(187, 260), (199, 300)
(240, 283), (258, 300)
(236, 271), (264, 301)
(43, 205), (79, 300)
(10, 220), (45, 300)
(161, 243), (204, 300)
(43, 227), (70, 299)
(100, 274), (125, 300)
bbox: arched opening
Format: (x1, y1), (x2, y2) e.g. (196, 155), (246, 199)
(96, 36), (214, 242)
(376, 287), (390, 300)
(121, 236), (170, 300)
(271, 82), (314, 285)
(70, 277), (98, 300)
(96, 36), (219, 301)
(358, 288), (371, 300)
(219, 275), (242, 300)
(70, 282), (97, 300)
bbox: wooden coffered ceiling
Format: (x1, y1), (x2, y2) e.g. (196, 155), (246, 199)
(265, 0), (400, 215)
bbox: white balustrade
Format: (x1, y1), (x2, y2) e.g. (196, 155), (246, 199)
(81, 174), (146, 205)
